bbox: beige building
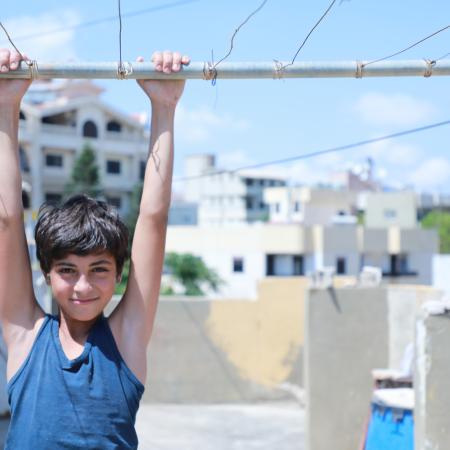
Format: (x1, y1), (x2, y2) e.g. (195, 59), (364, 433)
(166, 223), (438, 298)
(18, 80), (148, 216)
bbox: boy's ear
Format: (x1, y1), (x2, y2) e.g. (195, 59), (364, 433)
(116, 274), (122, 284)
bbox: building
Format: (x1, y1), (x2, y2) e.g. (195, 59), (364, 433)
(181, 154), (286, 225)
(18, 80), (148, 216)
(264, 186), (358, 225)
(166, 223), (438, 298)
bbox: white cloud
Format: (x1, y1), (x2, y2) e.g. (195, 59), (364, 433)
(408, 158), (450, 190)
(363, 140), (423, 167)
(175, 105), (250, 144)
(354, 92), (436, 127)
(2, 10), (80, 60)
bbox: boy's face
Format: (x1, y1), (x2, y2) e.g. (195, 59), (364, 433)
(47, 251), (118, 322)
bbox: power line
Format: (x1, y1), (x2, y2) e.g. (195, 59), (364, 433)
(173, 119), (450, 182)
(0, 0), (199, 45)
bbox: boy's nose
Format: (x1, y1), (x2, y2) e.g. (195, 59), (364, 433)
(74, 275), (93, 293)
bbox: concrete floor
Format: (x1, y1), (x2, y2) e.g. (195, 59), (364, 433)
(0, 402), (303, 449)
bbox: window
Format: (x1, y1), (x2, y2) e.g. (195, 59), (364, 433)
(83, 120), (98, 138)
(22, 191), (30, 209)
(294, 201), (301, 212)
(336, 257), (347, 275)
(140, 160), (146, 180)
(293, 256), (304, 275)
(46, 154), (63, 167)
(45, 193), (62, 205)
(106, 120), (122, 132)
(19, 111), (26, 120)
(246, 197), (254, 210)
(245, 178), (254, 186)
(384, 209), (397, 219)
(19, 147), (30, 172)
(106, 160), (121, 174)
(274, 203), (280, 213)
(106, 196), (122, 209)
(233, 257), (244, 273)
(259, 201), (266, 209)
(266, 255), (275, 276)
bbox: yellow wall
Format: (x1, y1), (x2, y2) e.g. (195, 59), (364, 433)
(206, 277), (306, 387)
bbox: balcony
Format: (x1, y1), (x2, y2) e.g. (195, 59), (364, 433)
(40, 123), (77, 136)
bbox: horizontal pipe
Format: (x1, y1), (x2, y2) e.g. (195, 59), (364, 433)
(0, 59), (448, 80)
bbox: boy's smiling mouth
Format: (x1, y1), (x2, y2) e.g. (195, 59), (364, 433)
(70, 298), (99, 304)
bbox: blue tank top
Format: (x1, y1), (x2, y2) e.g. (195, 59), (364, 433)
(5, 314), (145, 449)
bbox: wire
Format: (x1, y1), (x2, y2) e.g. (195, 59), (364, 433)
(363, 24), (450, 67)
(213, 0), (269, 69)
(281, 0), (338, 69)
(0, 0), (199, 45)
(173, 119), (450, 183)
(118, 0), (124, 73)
(0, 21), (31, 65)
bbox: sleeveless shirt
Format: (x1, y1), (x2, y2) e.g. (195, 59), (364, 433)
(5, 314), (145, 449)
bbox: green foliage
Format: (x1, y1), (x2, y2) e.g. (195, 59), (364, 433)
(421, 210), (450, 253)
(64, 144), (101, 198)
(114, 259), (130, 295)
(164, 252), (222, 296)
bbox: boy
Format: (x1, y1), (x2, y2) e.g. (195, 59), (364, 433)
(0, 48), (189, 448)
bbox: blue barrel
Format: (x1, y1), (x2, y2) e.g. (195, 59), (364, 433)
(365, 402), (413, 450)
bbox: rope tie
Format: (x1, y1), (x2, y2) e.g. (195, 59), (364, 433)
(355, 61), (363, 79)
(26, 60), (39, 81)
(273, 60), (285, 79)
(117, 61), (133, 80)
(423, 58), (435, 78)
(203, 61), (217, 82)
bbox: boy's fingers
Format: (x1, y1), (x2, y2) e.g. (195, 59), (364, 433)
(172, 52), (182, 71)
(151, 51), (163, 71)
(9, 51), (22, 70)
(162, 50), (173, 73)
(136, 56), (144, 63)
(181, 55), (190, 66)
(0, 48), (11, 72)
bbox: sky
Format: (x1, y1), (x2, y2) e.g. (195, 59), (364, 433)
(2, 0), (450, 193)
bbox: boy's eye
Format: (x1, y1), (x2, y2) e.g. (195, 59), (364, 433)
(93, 267), (108, 273)
(59, 268), (75, 274)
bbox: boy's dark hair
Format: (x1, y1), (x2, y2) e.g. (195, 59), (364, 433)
(35, 194), (129, 275)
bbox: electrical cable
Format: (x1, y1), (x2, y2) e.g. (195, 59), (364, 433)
(173, 119), (450, 182)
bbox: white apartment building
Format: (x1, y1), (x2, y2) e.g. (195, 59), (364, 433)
(18, 80), (148, 216)
(166, 223), (438, 298)
(181, 154), (286, 225)
(264, 186), (358, 225)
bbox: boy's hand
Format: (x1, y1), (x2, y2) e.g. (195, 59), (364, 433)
(0, 49), (31, 107)
(137, 51), (190, 108)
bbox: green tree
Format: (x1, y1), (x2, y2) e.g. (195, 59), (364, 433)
(64, 144), (101, 198)
(164, 253), (222, 296)
(421, 210), (450, 253)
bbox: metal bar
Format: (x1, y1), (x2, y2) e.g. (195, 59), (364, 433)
(0, 60), (449, 80)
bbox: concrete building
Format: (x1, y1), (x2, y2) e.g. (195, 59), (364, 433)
(181, 154), (286, 225)
(263, 186), (358, 225)
(18, 80), (148, 216)
(166, 223), (438, 298)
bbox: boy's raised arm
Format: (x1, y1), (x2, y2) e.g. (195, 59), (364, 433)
(110, 51), (189, 351)
(0, 50), (42, 338)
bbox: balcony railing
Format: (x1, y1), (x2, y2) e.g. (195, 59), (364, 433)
(40, 123), (77, 135)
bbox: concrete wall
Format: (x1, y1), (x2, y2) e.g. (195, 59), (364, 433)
(142, 277), (306, 403)
(305, 285), (439, 450)
(415, 310), (450, 450)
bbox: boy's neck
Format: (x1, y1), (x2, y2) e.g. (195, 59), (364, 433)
(58, 312), (100, 344)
